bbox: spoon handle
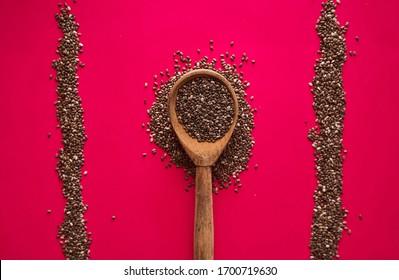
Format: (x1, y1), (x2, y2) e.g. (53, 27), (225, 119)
(194, 166), (214, 260)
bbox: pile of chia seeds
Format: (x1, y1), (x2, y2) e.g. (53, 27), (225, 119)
(176, 77), (235, 143)
(52, 3), (90, 260)
(308, 0), (348, 260)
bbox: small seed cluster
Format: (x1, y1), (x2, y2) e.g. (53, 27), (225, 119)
(147, 47), (255, 190)
(52, 3), (90, 260)
(176, 77), (234, 142)
(308, 0), (348, 260)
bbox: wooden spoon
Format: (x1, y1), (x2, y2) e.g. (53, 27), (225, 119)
(169, 69), (238, 260)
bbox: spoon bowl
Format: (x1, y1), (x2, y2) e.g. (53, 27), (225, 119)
(169, 69), (238, 166)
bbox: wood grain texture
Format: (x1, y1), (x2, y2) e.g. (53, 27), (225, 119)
(194, 166), (214, 260)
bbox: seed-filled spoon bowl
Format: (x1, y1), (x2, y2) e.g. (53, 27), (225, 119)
(169, 69), (238, 260)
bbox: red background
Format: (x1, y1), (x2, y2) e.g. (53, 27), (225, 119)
(1, 0), (399, 260)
